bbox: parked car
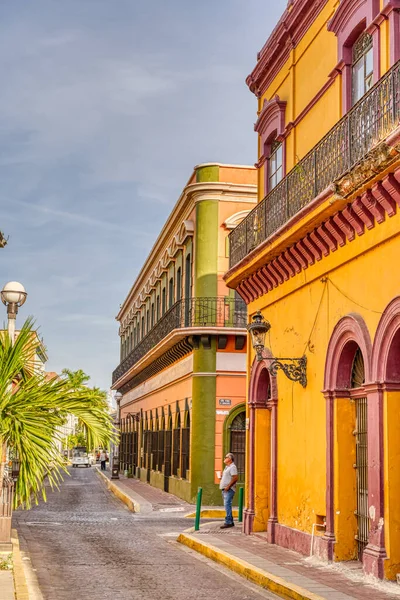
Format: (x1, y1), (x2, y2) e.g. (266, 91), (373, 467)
(71, 446), (91, 468)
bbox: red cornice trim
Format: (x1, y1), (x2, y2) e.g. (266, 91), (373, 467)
(328, 0), (380, 34)
(247, 0), (329, 98)
(232, 168), (400, 304)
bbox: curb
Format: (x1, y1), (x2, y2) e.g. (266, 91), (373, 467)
(11, 529), (30, 600)
(177, 532), (325, 600)
(185, 509), (239, 519)
(96, 468), (139, 512)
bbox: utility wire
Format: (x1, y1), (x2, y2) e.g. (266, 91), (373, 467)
(327, 277), (383, 314)
(303, 279), (328, 355)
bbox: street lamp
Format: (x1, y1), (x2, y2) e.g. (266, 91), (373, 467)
(111, 391), (122, 480)
(247, 311), (308, 387)
(1, 281), (27, 343)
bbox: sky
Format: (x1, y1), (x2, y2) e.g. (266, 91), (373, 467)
(0, 0), (287, 390)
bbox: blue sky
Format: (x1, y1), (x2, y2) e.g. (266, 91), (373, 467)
(0, 0), (287, 390)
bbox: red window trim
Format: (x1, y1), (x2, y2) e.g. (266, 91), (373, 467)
(255, 95), (286, 196)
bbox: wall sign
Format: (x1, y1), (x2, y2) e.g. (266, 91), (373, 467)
(219, 398), (231, 406)
(216, 410), (230, 415)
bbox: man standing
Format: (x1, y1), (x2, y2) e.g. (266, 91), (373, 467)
(100, 450), (107, 471)
(219, 453), (238, 529)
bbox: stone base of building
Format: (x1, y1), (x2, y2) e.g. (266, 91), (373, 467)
(243, 509), (255, 535)
(363, 544), (387, 579)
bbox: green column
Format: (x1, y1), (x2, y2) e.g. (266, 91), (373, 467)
(194, 166), (219, 298)
(191, 337), (219, 504)
(190, 165), (221, 504)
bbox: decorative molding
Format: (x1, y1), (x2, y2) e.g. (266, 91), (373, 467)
(332, 143), (400, 197)
(324, 314), (373, 391)
(223, 210), (252, 230)
(255, 96), (286, 141)
(246, 0), (329, 98)
(371, 296), (400, 382)
(235, 169), (400, 305)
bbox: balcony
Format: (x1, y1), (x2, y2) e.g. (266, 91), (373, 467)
(229, 58), (400, 268)
(112, 296), (247, 385)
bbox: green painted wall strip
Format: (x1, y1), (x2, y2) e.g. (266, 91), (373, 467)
(195, 200), (218, 298)
(191, 337), (219, 504)
(196, 165), (219, 183)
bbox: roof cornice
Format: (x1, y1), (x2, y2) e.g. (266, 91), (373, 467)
(246, 0), (329, 98)
(116, 178), (257, 322)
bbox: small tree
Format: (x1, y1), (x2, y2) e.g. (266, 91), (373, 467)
(0, 319), (116, 508)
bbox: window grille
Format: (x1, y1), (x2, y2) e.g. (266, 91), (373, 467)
(164, 429), (172, 478)
(157, 430), (165, 472)
(230, 411), (246, 483)
(173, 428), (181, 476)
(181, 426), (190, 479)
(351, 349), (369, 559)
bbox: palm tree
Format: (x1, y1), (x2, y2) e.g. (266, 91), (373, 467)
(61, 368), (90, 389)
(0, 319), (115, 508)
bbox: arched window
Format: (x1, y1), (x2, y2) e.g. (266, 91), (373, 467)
(168, 277), (174, 308)
(352, 32), (373, 105)
(229, 411), (246, 482)
(176, 267), (182, 302)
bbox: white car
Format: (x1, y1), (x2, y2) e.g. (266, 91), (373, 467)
(72, 451), (91, 468)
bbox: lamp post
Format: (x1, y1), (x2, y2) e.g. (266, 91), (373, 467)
(247, 311), (308, 387)
(111, 391), (122, 480)
(0, 282), (26, 546)
(1, 281), (27, 343)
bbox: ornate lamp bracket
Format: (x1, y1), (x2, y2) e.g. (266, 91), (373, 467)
(264, 355), (307, 388)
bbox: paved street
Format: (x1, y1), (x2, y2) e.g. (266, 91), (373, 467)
(13, 467), (278, 600)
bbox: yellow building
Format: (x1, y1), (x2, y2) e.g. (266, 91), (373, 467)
(225, 0), (400, 581)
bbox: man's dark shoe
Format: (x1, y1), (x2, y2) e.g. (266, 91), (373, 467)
(220, 523), (234, 529)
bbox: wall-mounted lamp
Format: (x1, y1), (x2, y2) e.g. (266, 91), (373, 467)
(247, 311), (307, 387)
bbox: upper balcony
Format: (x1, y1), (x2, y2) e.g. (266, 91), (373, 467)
(112, 296), (247, 386)
(229, 58), (400, 270)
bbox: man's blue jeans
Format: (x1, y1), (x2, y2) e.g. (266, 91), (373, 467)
(222, 488), (235, 525)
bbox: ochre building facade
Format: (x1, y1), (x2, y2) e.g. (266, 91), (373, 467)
(225, 0), (400, 581)
(113, 164), (256, 504)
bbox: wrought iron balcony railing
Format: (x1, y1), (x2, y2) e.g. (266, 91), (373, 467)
(112, 296), (247, 384)
(229, 58), (400, 268)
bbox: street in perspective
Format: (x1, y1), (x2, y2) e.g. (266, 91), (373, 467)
(13, 467), (280, 600)
(3, 0), (400, 599)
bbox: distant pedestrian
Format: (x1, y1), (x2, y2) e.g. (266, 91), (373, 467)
(100, 450), (107, 471)
(218, 453), (238, 529)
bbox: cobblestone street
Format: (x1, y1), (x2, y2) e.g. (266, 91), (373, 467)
(13, 468), (278, 600)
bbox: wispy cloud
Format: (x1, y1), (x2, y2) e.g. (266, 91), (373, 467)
(13, 199), (152, 236)
(0, 0), (287, 388)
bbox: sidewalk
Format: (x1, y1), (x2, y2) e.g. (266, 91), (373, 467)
(96, 468), (232, 518)
(178, 522), (400, 600)
(96, 467), (194, 513)
(0, 529), (30, 600)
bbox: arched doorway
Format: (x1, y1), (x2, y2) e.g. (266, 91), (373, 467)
(323, 314), (372, 564)
(245, 355), (278, 538)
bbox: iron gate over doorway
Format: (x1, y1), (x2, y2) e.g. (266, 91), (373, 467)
(352, 348), (369, 559)
(230, 411), (246, 483)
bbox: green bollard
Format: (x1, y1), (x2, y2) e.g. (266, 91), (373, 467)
(194, 487), (203, 531)
(238, 487), (244, 523)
